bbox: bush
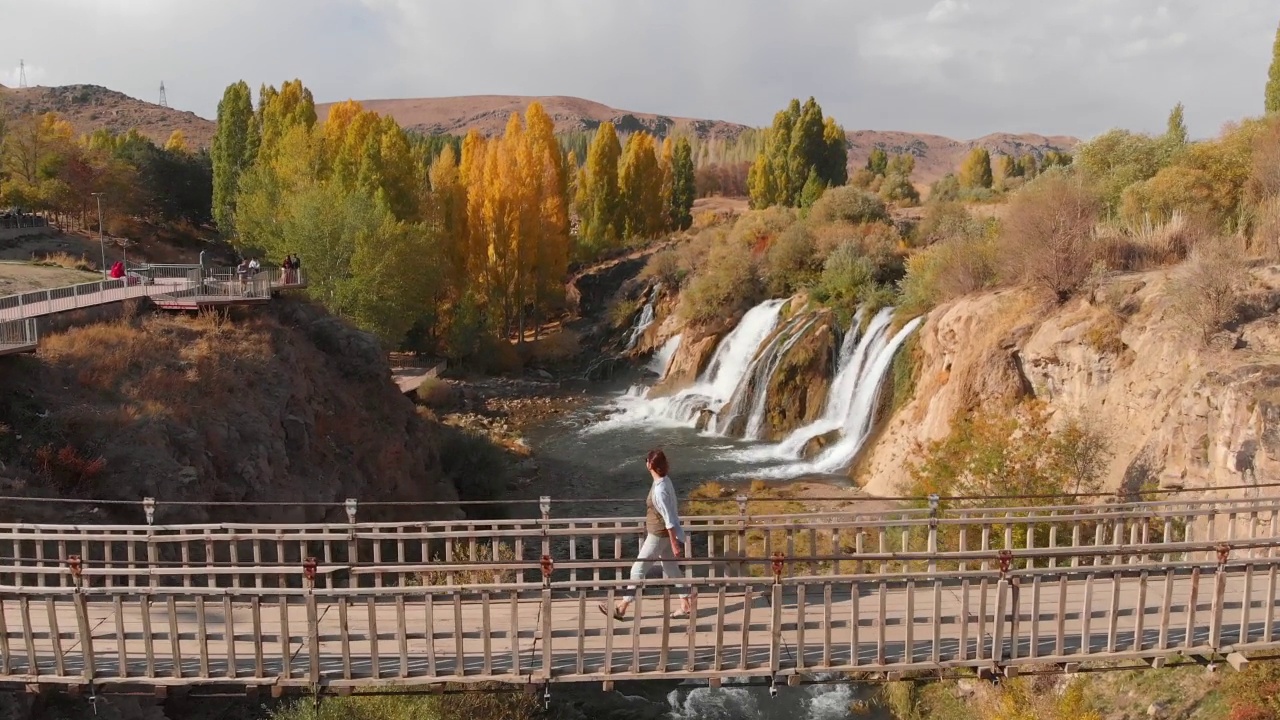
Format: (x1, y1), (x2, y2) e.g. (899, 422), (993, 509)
(34, 444), (106, 492)
(811, 239), (894, 315)
(638, 248), (685, 288)
(415, 377), (456, 409)
(1223, 661), (1280, 720)
(913, 202), (981, 247)
(897, 231), (998, 316)
(810, 185), (889, 225)
(998, 171), (1101, 301)
(680, 234), (762, 325)
(878, 172), (920, 206)
(436, 423), (511, 506)
(727, 205), (796, 251)
(1098, 211), (1206, 271)
(762, 222), (820, 296)
(1168, 239), (1248, 344)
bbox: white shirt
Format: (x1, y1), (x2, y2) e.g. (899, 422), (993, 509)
(650, 476), (684, 542)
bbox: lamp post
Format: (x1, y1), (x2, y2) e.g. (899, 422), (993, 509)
(91, 193), (106, 279)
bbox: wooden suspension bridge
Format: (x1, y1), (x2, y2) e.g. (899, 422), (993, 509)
(0, 494), (1279, 697)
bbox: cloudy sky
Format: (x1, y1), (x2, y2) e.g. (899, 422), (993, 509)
(2, 0), (1277, 140)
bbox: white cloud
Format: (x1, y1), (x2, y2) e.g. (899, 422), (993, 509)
(0, 0), (1275, 140)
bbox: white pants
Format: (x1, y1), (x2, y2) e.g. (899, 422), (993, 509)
(626, 533), (687, 603)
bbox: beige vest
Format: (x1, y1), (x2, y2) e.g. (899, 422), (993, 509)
(645, 486), (665, 536)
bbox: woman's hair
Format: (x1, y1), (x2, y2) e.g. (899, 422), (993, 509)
(646, 449), (669, 477)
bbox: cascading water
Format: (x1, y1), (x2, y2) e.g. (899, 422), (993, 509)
(735, 307), (894, 462)
(584, 298), (785, 433)
(624, 288), (659, 350)
(646, 333), (682, 377)
(716, 313), (820, 439)
(744, 314), (924, 477)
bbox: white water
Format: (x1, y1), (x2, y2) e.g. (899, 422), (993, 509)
(647, 332), (682, 377)
(745, 315), (924, 477)
(584, 299), (786, 433)
(624, 289), (659, 350)
(727, 314), (820, 439)
(732, 307), (893, 463)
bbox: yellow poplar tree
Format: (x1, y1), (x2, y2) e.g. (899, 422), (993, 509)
(523, 102), (570, 327)
(619, 131), (664, 238)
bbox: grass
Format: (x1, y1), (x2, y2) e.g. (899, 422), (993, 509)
(31, 251), (97, 272)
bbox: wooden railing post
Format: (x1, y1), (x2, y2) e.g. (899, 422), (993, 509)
(540, 554), (554, 681)
(992, 550), (1010, 668)
(69, 555), (96, 685)
(769, 553), (784, 677)
(304, 557), (320, 687)
(1210, 544), (1229, 651)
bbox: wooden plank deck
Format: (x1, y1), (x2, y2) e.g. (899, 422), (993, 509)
(0, 565), (1274, 688)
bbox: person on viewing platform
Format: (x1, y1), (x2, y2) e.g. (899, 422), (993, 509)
(600, 449), (692, 621)
(236, 258), (249, 291)
(109, 260), (125, 279)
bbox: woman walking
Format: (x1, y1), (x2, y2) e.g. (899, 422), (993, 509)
(600, 449), (693, 620)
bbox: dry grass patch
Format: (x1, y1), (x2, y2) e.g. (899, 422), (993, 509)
(32, 251), (97, 273)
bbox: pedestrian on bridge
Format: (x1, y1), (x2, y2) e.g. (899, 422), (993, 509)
(601, 449), (692, 621)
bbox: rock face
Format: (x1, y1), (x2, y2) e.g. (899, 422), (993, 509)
(760, 311), (839, 440)
(0, 300), (461, 525)
(649, 329), (723, 397)
(860, 267), (1280, 498)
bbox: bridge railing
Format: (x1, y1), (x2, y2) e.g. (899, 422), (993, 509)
(0, 317), (37, 349)
(0, 496), (1275, 591)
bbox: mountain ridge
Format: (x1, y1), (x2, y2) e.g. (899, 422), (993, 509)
(1, 85), (1079, 185)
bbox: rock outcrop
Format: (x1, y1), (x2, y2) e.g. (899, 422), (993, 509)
(760, 310), (840, 439)
(0, 300), (462, 525)
(860, 266), (1280, 497)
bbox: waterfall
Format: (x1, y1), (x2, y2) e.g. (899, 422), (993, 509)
(624, 288), (659, 350)
(716, 313), (820, 439)
(584, 299), (786, 432)
(733, 311), (922, 477)
(733, 307), (892, 461)
(646, 333), (682, 377)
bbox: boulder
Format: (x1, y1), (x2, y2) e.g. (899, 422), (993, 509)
(801, 429), (843, 460)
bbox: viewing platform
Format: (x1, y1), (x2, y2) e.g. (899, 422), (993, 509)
(0, 264), (308, 353)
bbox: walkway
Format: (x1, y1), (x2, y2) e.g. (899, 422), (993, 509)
(0, 264), (307, 353)
(0, 494), (1276, 693)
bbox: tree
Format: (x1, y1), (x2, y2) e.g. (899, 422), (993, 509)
(669, 137), (695, 230)
(1166, 102), (1188, 145)
(1268, 22), (1280, 114)
(867, 148), (888, 175)
(618, 131), (664, 238)
(163, 130), (189, 154)
(575, 121), (622, 254)
(522, 101), (570, 329)
(748, 97), (847, 208)
(999, 172), (1100, 301)
(211, 81), (257, 236)
(957, 147), (993, 190)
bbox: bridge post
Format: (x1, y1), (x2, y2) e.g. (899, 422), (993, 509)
(304, 558), (320, 687)
(991, 550), (1011, 670)
(769, 553), (784, 677)
(1209, 544), (1229, 652)
(736, 496), (748, 578)
(68, 556), (96, 686)
(540, 554), (554, 682)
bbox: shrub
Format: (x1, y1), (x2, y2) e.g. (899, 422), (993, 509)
(811, 239), (895, 316)
(762, 222), (821, 296)
(1168, 239), (1248, 344)
(638, 248), (685, 288)
(912, 202), (981, 247)
(897, 232), (998, 316)
(34, 444), (106, 492)
(1254, 196), (1280, 260)
(436, 423), (510, 506)
(1222, 661), (1280, 720)
(727, 205), (796, 251)
(810, 185), (889, 225)
(680, 235), (761, 325)
(33, 251), (96, 272)
(415, 377), (456, 409)
(998, 171), (1101, 301)
(929, 174), (961, 203)
(878, 172), (920, 206)
(1099, 211), (1205, 271)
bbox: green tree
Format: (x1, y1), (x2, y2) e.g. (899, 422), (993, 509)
(748, 97), (846, 208)
(1268, 22), (1280, 114)
(669, 136), (695, 230)
(574, 121), (623, 254)
(957, 147), (993, 189)
(619, 131), (664, 238)
(1166, 102), (1188, 145)
(867, 147), (888, 175)
(210, 81), (257, 235)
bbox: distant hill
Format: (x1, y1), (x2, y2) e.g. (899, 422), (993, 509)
(2, 85), (1078, 186)
(0, 84), (216, 149)
(320, 94), (1078, 185)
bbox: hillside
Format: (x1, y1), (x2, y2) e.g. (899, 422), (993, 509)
(1, 84), (1078, 185)
(0, 83), (216, 148)
(321, 94), (1077, 185)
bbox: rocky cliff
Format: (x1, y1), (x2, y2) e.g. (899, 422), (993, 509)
(0, 300), (462, 525)
(860, 265), (1280, 497)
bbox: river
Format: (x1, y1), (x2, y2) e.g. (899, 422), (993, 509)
(508, 371), (889, 720)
